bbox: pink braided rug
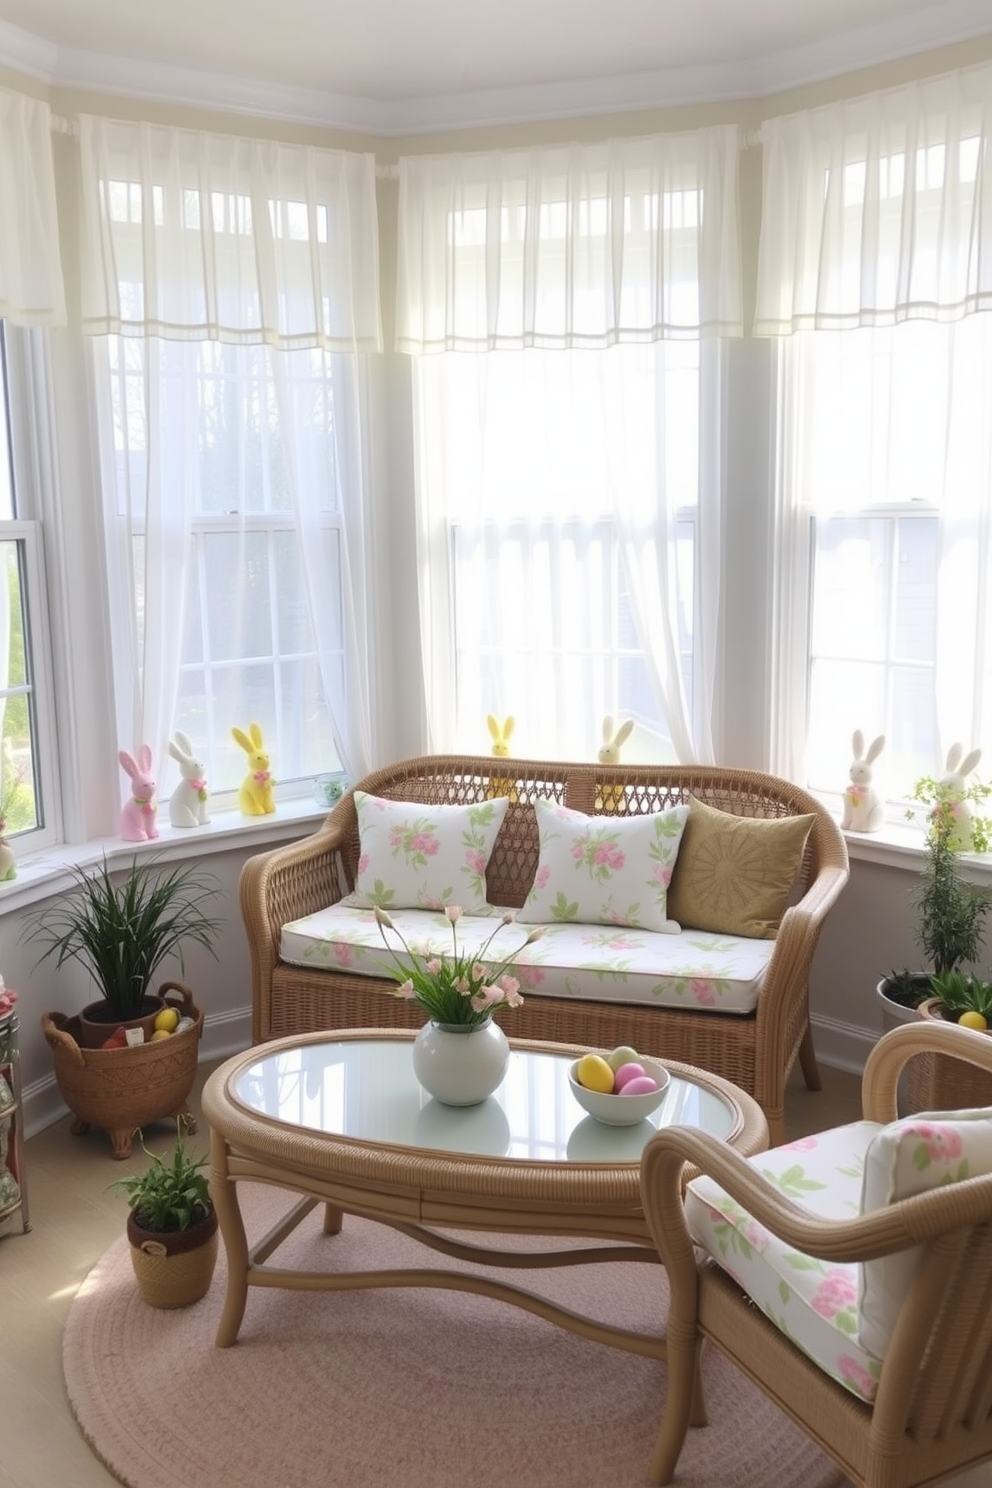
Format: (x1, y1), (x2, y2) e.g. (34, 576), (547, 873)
(64, 1183), (852, 1488)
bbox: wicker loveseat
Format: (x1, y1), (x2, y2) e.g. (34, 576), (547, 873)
(241, 754), (849, 1143)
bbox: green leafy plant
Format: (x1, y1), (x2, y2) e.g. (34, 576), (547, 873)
(110, 1123), (211, 1233)
(913, 816), (992, 976)
(24, 855), (222, 1020)
(907, 775), (992, 855)
(928, 969), (992, 1022)
(374, 904), (543, 1028)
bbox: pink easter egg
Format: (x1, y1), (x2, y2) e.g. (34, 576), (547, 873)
(619, 1075), (659, 1096)
(612, 1062), (646, 1091)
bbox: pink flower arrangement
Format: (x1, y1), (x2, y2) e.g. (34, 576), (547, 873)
(374, 905), (544, 1029)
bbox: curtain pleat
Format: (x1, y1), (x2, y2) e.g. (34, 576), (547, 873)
(756, 63), (992, 334)
(78, 116), (382, 351)
(0, 88), (66, 327)
(396, 128), (743, 352)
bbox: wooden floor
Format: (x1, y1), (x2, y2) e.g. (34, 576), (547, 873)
(0, 1056), (984, 1488)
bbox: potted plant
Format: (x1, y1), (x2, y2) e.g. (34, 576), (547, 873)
(26, 855), (222, 1046)
(877, 798), (992, 1028)
(30, 855), (223, 1159)
(110, 1122), (218, 1308)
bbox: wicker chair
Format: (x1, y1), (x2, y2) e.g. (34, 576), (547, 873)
(240, 754), (849, 1143)
(639, 1020), (992, 1488)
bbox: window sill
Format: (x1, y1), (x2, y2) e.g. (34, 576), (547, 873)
(0, 799), (328, 914)
(839, 817), (992, 883)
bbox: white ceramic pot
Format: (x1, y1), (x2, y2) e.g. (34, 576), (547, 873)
(412, 1019), (510, 1106)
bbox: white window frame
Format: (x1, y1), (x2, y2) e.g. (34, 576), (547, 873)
(1, 327), (62, 852)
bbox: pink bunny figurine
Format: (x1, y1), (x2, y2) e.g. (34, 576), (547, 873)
(119, 745), (159, 841)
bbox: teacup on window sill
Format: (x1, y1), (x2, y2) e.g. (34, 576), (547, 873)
(312, 773), (348, 809)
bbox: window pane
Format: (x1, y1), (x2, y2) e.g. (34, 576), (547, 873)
(0, 540), (41, 835)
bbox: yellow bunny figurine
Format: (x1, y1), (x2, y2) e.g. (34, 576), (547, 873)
(232, 722), (276, 815)
(596, 715), (633, 812)
(487, 714), (517, 801)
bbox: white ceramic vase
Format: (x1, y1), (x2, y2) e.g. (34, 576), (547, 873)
(412, 1019), (510, 1106)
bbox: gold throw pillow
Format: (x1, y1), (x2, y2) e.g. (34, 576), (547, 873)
(666, 796), (816, 939)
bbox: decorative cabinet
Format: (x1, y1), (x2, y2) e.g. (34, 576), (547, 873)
(0, 1007), (30, 1234)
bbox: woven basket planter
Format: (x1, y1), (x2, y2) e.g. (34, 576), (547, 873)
(41, 981), (203, 1159)
(127, 1206), (218, 1308)
(908, 997), (992, 1111)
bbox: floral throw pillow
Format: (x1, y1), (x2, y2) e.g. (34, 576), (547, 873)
(859, 1108), (992, 1358)
(516, 798), (689, 932)
(342, 793), (510, 915)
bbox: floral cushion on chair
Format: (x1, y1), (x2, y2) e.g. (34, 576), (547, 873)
(341, 793), (510, 915)
(516, 798), (689, 932)
(685, 1120), (886, 1402)
(859, 1108), (992, 1357)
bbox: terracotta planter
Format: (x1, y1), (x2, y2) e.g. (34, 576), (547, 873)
(75, 994), (167, 1050)
(911, 997), (992, 1111)
(127, 1206), (218, 1308)
(41, 982), (203, 1159)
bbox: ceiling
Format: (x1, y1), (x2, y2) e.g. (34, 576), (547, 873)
(0, 0), (989, 133)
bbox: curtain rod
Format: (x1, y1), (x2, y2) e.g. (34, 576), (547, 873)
(50, 117), (762, 155)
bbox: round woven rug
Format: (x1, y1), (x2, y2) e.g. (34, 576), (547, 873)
(64, 1184), (852, 1488)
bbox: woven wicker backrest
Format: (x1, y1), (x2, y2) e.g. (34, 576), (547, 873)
(338, 755), (833, 914)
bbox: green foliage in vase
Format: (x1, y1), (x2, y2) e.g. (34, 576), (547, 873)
(110, 1123), (212, 1233)
(24, 855), (222, 1019)
(374, 904), (543, 1029)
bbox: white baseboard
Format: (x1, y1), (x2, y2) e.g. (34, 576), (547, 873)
(810, 1012), (878, 1078)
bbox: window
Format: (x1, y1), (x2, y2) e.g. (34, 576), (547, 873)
(0, 326), (57, 847)
(98, 335), (345, 796)
(785, 317), (992, 807)
(415, 342), (702, 762)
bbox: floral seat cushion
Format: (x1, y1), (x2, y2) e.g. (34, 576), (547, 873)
(280, 906), (775, 1013)
(685, 1121), (885, 1402)
(686, 1107), (992, 1403)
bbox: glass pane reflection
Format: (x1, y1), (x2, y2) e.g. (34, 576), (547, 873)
(232, 1039), (735, 1163)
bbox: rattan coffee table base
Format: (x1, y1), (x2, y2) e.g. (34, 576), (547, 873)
(203, 1030), (768, 1360)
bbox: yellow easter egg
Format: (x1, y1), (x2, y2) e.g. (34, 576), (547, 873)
(576, 1053), (615, 1094)
(150, 1028), (172, 1041)
(958, 1010), (988, 1031)
(154, 1007), (180, 1033)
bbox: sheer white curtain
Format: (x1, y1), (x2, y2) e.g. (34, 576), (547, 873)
(399, 129), (741, 763)
(756, 64), (992, 333)
(759, 64), (992, 792)
(78, 115), (382, 795)
(0, 88), (65, 327)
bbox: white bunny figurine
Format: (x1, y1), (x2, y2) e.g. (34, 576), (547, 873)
(118, 744), (159, 841)
(598, 716), (633, 766)
(841, 730), (885, 832)
(168, 731), (211, 828)
(937, 743), (983, 851)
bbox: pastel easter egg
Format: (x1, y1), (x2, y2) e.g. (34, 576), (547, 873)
(613, 1062), (646, 1091)
(576, 1053), (616, 1094)
(607, 1045), (640, 1072)
(619, 1075), (659, 1096)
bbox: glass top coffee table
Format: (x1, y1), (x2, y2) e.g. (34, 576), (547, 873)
(202, 1029), (768, 1359)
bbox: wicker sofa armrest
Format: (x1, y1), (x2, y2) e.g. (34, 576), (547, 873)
(242, 796), (358, 1043)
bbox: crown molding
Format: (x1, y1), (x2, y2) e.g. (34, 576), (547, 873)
(0, 0), (990, 137)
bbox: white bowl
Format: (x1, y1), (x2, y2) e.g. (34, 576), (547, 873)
(567, 1056), (670, 1126)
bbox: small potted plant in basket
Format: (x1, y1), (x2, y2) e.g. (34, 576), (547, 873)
(28, 856), (223, 1159)
(374, 905), (543, 1106)
(110, 1121), (218, 1309)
